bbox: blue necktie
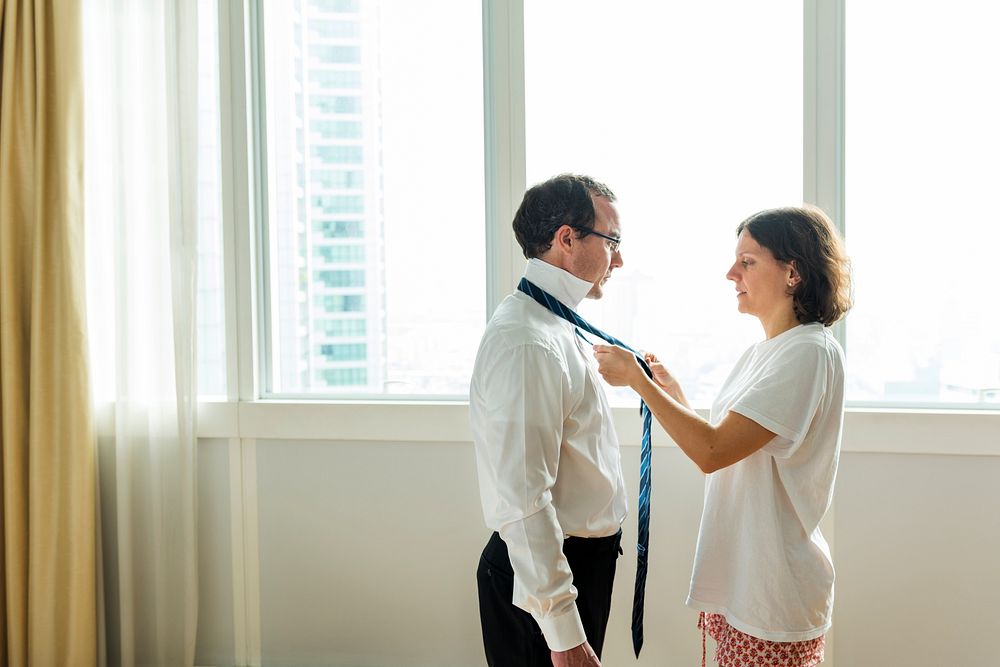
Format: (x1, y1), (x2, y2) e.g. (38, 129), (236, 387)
(517, 277), (653, 658)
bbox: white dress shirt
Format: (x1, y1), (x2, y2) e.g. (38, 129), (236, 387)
(470, 258), (628, 651)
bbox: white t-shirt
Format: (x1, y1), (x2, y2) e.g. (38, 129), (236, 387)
(686, 323), (846, 642)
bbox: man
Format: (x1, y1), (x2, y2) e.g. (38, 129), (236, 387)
(471, 174), (627, 667)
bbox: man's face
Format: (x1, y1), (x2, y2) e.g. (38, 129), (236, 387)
(570, 196), (624, 300)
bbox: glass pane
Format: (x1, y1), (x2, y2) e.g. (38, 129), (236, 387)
(525, 1), (803, 406)
(260, 0), (485, 395)
(197, 0), (226, 397)
(846, 1), (1000, 406)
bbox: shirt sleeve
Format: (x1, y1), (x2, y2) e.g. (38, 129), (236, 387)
(730, 340), (829, 459)
(479, 342), (587, 651)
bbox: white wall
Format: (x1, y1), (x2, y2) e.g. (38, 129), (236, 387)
(194, 408), (1000, 667)
(834, 452), (1000, 666)
(197, 438), (236, 666)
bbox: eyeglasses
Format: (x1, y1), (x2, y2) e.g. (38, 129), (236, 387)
(573, 226), (621, 253)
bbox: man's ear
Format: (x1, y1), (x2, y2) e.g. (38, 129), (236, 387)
(552, 224), (576, 253)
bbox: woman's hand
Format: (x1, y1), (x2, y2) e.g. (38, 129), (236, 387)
(642, 351), (688, 405)
(593, 345), (645, 388)
(643, 352), (676, 391)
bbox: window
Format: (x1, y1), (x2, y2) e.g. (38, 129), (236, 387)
(317, 318), (367, 337)
(316, 343), (367, 361)
(844, 1), (1000, 406)
(318, 367), (367, 385)
(311, 169), (364, 189)
(314, 269), (365, 288)
(311, 145), (363, 165)
(314, 219), (364, 238)
(311, 95), (361, 115)
(315, 295), (366, 312)
(312, 0), (359, 13)
(310, 20), (361, 40)
(258, 0), (484, 395)
(312, 195), (363, 214)
(315, 245), (365, 262)
(309, 45), (361, 64)
(524, 1), (802, 405)
(313, 120), (363, 140)
(232, 1), (998, 408)
(312, 70), (362, 90)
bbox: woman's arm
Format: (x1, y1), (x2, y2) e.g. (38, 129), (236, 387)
(595, 345), (776, 473)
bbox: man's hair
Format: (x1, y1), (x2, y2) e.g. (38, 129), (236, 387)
(512, 174), (616, 259)
(736, 206), (853, 326)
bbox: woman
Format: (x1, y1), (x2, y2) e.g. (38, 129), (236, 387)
(594, 206), (852, 667)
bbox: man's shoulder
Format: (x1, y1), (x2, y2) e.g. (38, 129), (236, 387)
(477, 294), (573, 361)
(488, 294), (570, 342)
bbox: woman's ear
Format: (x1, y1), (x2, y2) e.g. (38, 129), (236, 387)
(787, 260), (801, 287)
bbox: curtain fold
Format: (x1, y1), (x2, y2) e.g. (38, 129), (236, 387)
(0, 0), (98, 665)
(83, 0), (200, 665)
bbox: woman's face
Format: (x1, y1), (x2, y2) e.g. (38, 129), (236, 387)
(726, 230), (797, 321)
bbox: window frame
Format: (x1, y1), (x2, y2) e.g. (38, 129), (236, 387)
(212, 0), (1000, 412)
(204, 4), (997, 663)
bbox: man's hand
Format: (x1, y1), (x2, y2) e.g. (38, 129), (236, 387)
(551, 641), (601, 666)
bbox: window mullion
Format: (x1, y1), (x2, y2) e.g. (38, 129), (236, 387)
(804, 0), (847, 350)
(219, 0), (261, 403)
(482, 0), (527, 319)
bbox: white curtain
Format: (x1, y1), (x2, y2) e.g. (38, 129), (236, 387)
(84, 1), (200, 665)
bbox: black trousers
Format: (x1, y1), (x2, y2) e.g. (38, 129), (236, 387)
(476, 530), (622, 667)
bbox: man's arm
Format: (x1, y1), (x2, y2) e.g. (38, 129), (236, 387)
(479, 342), (589, 652)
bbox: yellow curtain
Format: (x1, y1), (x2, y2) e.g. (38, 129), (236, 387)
(0, 0), (97, 665)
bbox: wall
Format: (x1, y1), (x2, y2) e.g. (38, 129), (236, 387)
(194, 408), (1000, 666)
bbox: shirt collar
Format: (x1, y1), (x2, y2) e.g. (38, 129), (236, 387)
(523, 258), (593, 310)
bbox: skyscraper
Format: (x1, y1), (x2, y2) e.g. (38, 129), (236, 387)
(269, 0), (386, 392)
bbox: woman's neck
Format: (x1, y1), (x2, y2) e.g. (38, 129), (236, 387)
(760, 309), (801, 340)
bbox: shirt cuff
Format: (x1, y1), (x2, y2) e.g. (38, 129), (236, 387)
(535, 605), (587, 652)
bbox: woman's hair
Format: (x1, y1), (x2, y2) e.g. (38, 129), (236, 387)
(736, 206), (853, 326)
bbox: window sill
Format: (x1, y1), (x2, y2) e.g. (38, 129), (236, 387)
(195, 400), (1000, 456)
